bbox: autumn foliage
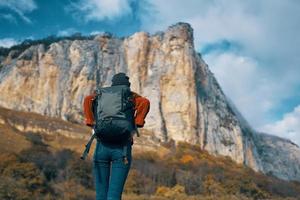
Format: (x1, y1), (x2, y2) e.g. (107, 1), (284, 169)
(1, 133), (300, 200)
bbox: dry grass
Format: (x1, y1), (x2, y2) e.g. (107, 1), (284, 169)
(1, 106), (300, 200)
(0, 123), (31, 153)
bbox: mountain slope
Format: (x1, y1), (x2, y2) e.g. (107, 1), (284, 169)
(0, 22), (299, 181)
(1, 106), (300, 200)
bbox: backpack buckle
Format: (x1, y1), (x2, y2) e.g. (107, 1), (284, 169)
(123, 156), (128, 165)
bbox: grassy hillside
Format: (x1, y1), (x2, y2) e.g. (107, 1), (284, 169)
(0, 106), (299, 200)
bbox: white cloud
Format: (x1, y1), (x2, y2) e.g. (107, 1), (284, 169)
(68, 0), (133, 22)
(0, 0), (37, 23)
(139, 0), (300, 135)
(0, 38), (18, 48)
(90, 31), (104, 35)
(261, 105), (300, 146)
(0, 13), (17, 23)
(58, 28), (105, 37)
(203, 52), (279, 127)
(57, 28), (78, 37)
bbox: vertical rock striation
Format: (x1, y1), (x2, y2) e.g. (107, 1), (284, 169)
(0, 22), (299, 181)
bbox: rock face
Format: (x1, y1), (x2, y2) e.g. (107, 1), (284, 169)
(253, 133), (300, 181)
(0, 22), (299, 181)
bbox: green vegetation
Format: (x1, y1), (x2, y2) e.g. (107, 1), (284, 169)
(0, 32), (113, 58)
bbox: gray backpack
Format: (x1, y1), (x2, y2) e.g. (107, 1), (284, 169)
(93, 85), (135, 144)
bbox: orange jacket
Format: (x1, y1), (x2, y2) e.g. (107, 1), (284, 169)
(83, 91), (150, 128)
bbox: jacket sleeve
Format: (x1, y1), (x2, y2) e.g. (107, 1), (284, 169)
(83, 91), (150, 128)
(83, 94), (96, 126)
(132, 92), (150, 128)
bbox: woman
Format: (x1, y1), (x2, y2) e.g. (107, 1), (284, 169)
(83, 73), (150, 200)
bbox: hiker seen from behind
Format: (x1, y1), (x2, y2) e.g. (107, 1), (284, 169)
(83, 72), (150, 200)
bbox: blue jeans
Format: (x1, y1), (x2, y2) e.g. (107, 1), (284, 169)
(93, 140), (132, 200)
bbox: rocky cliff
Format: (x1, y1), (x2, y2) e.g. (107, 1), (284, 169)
(0, 23), (299, 181)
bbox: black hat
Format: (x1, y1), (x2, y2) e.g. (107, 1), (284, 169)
(111, 72), (131, 87)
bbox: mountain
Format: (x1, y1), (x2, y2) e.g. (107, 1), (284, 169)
(0, 22), (299, 181)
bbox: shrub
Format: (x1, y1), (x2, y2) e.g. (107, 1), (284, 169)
(155, 184), (186, 198)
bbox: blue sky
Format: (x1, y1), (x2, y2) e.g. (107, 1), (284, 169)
(1, 0), (300, 145)
(0, 0), (146, 40)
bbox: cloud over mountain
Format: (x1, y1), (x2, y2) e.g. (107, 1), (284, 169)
(0, 0), (37, 23)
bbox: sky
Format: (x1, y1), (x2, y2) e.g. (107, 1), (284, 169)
(0, 0), (299, 145)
